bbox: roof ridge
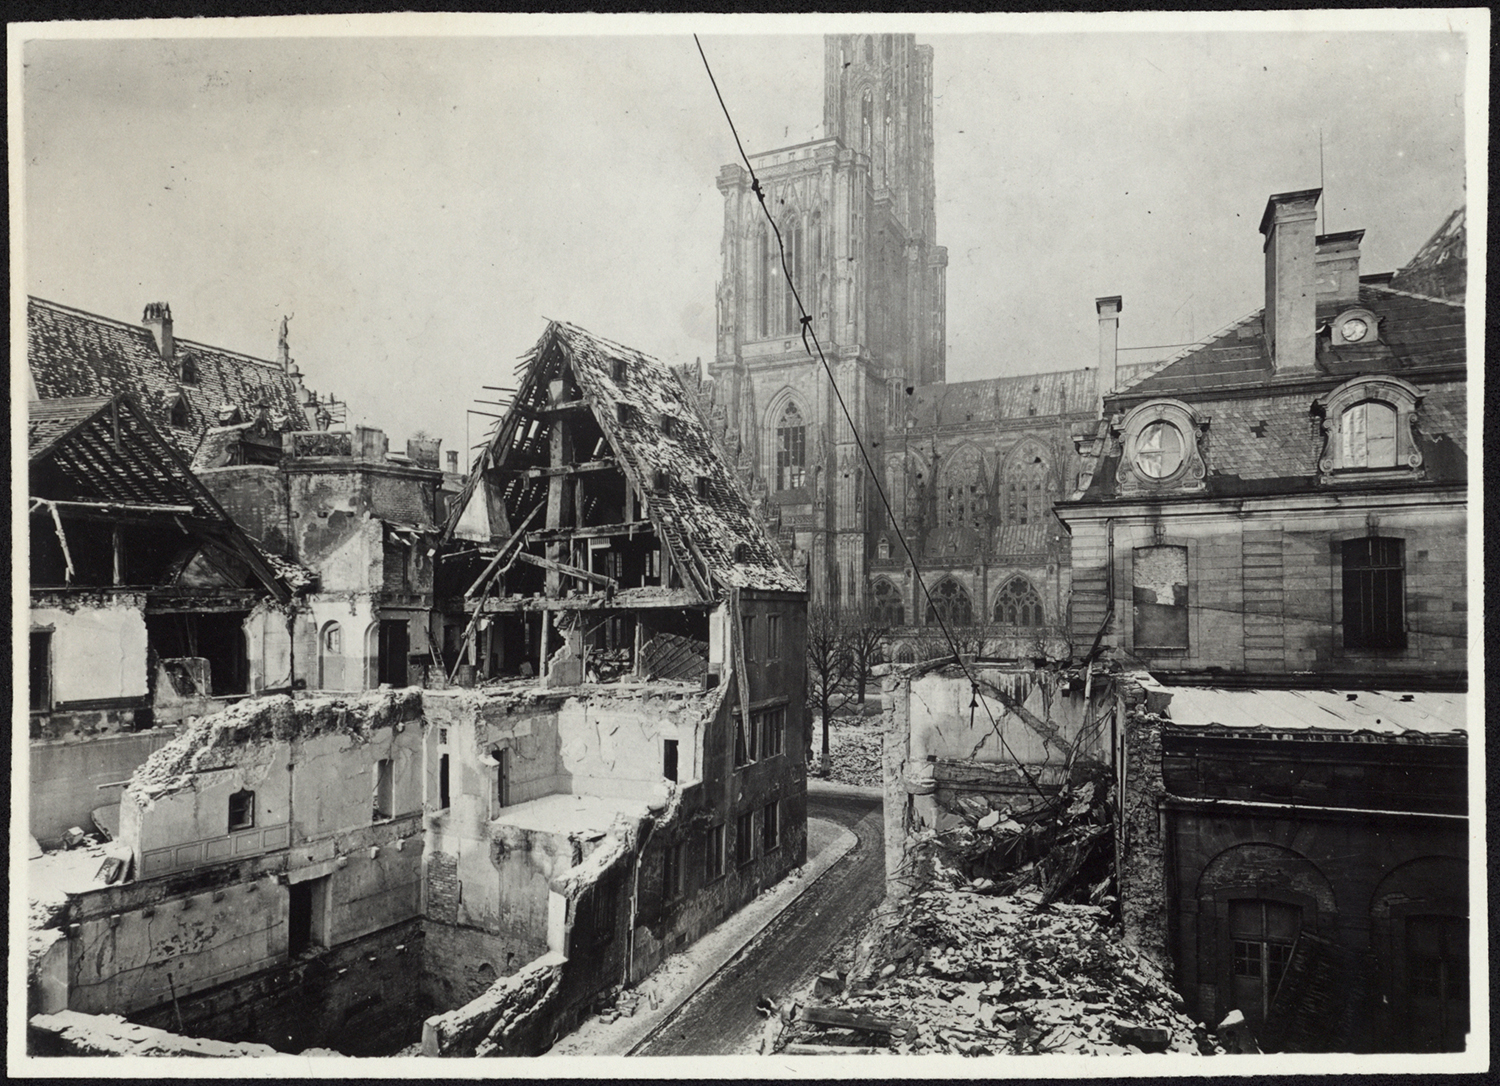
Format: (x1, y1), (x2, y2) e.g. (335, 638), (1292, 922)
(29, 295), (286, 369)
(1115, 308), (1265, 393)
(1364, 281), (1465, 310)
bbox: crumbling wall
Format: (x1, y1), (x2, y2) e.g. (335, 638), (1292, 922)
(287, 471), (382, 594)
(558, 685), (718, 796)
(1118, 682), (1169, 967)
(244, 601), (295, 693)
(31, 595), (149, 708)
(30, 1009), (285, 1056)
(197, 466), (290, 556)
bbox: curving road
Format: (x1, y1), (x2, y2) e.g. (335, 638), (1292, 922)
(632, 789), (885, 1056)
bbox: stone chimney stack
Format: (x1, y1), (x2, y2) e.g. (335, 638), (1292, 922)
(1095, 295), (1122, 402)
(143, 302), (174, 360)
(1259, 189), (1321, 373)
(1314, 229), (1364, 306)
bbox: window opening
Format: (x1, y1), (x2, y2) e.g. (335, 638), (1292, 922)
(925, 578), (972, 626)
(372, 758), (393, 821)
(438, 754), (451, 810)
(995, 577), (1044, 627)
(1229, 899), (1300, 1029)
(663, 738), (678, 782)
(1341, 401), (1398, 469)
(1343, 537), (1406, 650)
(767, 614), (782, 659)
(29, 630), (52, 713)
(776, 404), (807, 490)
(493, 748), (510, 812)
(871, 578), (905, 626)
(705, 824), (726, 881)
(736, 810), (755, 867)
(762, 801), (780, 852)
(228, 789), (255, 832)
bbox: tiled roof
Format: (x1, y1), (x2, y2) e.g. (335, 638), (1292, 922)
(28, 394), (294, 601)
(1118, 283), (1463, 400)
(27, 298), (309, 458)
(451, 321), (800, 595)
(1070, 280), (1466, 502)
(1390, 207), (1465, 303)
(909, 369), (1099, 429)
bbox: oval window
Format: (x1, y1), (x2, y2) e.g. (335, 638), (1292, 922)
(1136, 421), (1185, 479)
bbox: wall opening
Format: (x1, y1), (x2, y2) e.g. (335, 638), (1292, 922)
(378, 618), (411, 687)
(288, 876), (331, 956)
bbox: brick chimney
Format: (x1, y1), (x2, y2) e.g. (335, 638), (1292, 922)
(1095, 295), (1122, 401)
(142, 302), (174, 360)
(1259, 189), (1321, 373)
(1314, 229), (1364, 306)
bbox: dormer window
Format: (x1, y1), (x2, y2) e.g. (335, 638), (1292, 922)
(179, 354), (198, 385)
(662, 415), (676, 438)
(696, 476), (711, 499)
(617, 403), (635, 425)
(654, 469), (670, 493)
(1316, 376), (1423, 482)
(613, 357), (628, 382)
(1113, 399), (1207, 495)
(170, 394), (191, 430)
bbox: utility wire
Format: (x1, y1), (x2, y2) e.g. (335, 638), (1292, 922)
(693, 35), (1048, 798)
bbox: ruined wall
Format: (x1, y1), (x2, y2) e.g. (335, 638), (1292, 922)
(31, 595), (149, 708)
(198, 466), (290, 555)
(30, 728), (178, 846)
(287, 470), (382, 594)
(244, 602), (295, 693)
(1118, 688), (1169, 967)
(558, 687), (713, 797)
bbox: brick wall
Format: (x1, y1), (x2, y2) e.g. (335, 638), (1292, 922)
(425, 851), (459, 925)
(198, 467), (290, 555)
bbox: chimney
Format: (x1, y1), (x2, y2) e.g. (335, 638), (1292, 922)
(1259, 189), (1321, 373)
(1314, 229), (1364, 306)
(142, 302), (174, 360)
(1095, 296), (1122, 401)
(446, 450), (459, 473)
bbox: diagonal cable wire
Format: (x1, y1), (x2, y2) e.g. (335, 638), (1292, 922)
(694, 35), (1048, 798)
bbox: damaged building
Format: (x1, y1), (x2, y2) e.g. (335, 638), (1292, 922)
(29, 319), (810, 1059)
(27, 393), (304, 846)
(1052, 193), (1470, 1052)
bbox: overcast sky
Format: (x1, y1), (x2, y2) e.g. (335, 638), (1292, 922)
(16, 12), (1477, 465)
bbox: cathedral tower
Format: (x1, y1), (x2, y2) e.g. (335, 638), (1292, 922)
(708, 33), (948, 607)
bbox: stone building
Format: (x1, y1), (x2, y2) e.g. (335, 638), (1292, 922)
(1055, 193), (1470, 1052)
(702, 33), (947, 607)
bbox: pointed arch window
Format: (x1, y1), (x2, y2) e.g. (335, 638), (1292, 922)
(1004, 450), (1051, 525)
(782, 215), (803, 334)
(940, 448), (984, 532)
(756, 228), (772, 338)
(994, 577), (1044, 627)
(870, 578), (904, 626)
(925, 578), (972, 627)
(775, 404), (807, 491)
(861, 90), (873, 154)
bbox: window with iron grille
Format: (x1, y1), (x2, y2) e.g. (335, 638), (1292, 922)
(1342, 537), (1406, 650)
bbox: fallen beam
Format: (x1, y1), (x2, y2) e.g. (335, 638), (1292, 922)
(798, 1004), (916, 1041)
(782, 1043), (883, 1056)
(513, 550), (616, 589)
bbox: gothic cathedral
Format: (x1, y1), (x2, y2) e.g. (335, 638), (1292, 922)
(705, 34), (948, 608)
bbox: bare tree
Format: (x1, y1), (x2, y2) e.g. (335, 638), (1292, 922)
(806, 602), (853, 776)
(842, 600), (891, 705)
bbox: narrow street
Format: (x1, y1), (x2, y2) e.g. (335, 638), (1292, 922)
(631, 790), (885, 1056)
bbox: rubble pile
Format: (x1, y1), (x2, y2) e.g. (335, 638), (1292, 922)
(788, 888), (1217, 1056)
(937, 766), (1115, 907)
(825, 721), (883, 786)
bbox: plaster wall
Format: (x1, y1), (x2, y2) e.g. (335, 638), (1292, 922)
(244, 603), (295, 693)
(32, 602), (149, 704)
(30, 729), (178, 846)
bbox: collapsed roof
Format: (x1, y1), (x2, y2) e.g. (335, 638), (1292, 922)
(445, 320), (801, 598)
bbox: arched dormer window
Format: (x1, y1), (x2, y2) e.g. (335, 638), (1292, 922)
(1317, 376), (1423, 482)
(925, 578), (972, 627)
(994, 576), (1045, 627)
(775, 403), (807, 491)
(870, 577), (904, 626)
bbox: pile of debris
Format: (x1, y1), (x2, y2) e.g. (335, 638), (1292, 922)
(933, 766), (1116, 907)
(824, 721), (883, 786)
(779, 888), (1218, 1057)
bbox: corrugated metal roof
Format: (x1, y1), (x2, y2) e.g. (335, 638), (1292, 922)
(1148, 680), (1467, 738)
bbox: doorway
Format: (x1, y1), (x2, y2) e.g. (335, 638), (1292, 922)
(288, 875), (331, 955)
(377, 618), (410, 687)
